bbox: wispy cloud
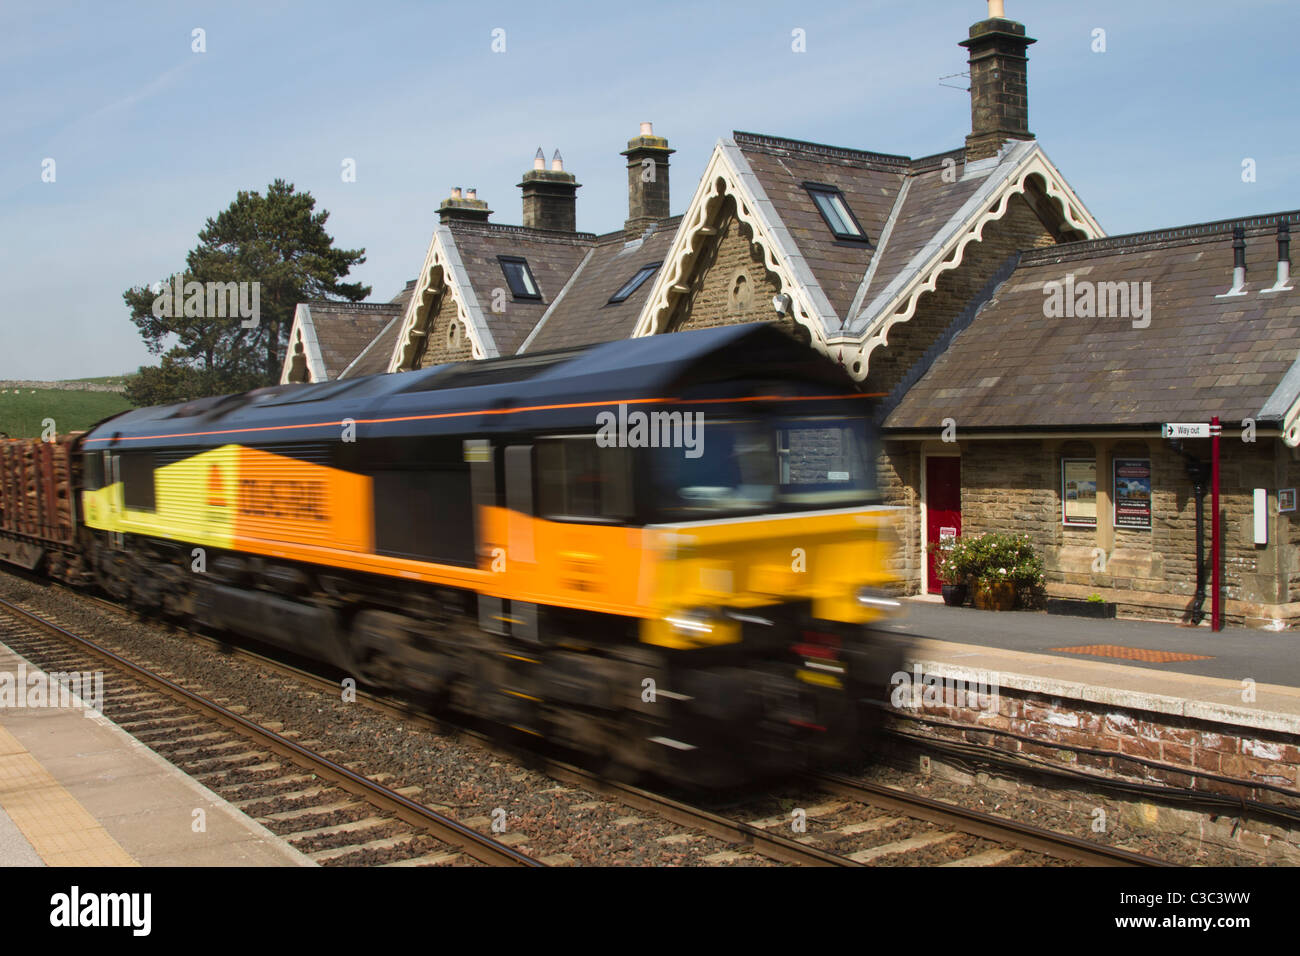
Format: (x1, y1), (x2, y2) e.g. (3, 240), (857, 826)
(79, 58), (199, 126)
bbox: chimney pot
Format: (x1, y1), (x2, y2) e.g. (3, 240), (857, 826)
(988, 0), (1005, 17)
(519, 151), (580, 231)
(438, 186), (492, 224)
(640, 121), (653, 136)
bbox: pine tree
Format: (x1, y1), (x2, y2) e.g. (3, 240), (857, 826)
(122, 180), (369, 406)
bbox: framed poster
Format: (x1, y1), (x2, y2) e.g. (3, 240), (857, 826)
(1062, 459), (1097, 527)
(1280, 488), (1296, 513)
(1113, 458), (1152, 529)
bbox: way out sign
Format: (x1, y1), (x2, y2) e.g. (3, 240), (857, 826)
(1162, 422), (1211, 439)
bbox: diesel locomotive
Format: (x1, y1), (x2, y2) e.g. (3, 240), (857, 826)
(6, 324), (903, 786)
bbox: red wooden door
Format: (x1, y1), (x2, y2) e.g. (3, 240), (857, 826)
(926, 457), (961, 592)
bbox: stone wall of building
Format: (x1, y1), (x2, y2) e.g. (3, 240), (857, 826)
(923, 436), (1298, 624)
(865, 193), (1057, 396)
(668, 197), (799, 337)
(414, 288), (473, 369)
(877, 441), (921, 591)
(960, 439), (1057, 543)
(1284, 456), (1300, 603)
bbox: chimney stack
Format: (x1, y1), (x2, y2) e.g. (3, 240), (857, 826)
(960, 2), (1035, 162)
(438, 185), (492, 223)
(622, 122), (673, 237)
(519, 147), (580, 231)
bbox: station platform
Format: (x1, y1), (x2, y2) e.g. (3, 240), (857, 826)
(0, 642), (314, 867)
(875, 598), (1300, 735)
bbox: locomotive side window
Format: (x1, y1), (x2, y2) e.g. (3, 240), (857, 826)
(82, 453), (104, 491)
(536, 438), (631, 522)
(118, 452), (157, 512)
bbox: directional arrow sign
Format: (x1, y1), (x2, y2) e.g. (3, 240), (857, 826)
(1162, 422), (1211, 439)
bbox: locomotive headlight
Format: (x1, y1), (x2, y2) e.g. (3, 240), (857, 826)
(666, 608), (716, 637)
(856, 587), (901, 614)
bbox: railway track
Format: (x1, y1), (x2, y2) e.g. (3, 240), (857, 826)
(0, 596), (542, 867)
(1, 582), (1172, 867)
(804, 771), (1172, 866)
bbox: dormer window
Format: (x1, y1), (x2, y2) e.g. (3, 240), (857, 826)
(608, 262), (661, 304)
(804, 183), (868, 242)
(499, 256), (542, 300)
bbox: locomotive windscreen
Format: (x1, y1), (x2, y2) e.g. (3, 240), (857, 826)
(652, 415), (878, 520)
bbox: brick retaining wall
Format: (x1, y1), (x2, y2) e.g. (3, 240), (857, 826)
(885, 658), (1300, 858)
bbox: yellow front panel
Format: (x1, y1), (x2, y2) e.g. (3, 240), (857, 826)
(646, 508), (898, 625)
(478, 505), (898, 647)
(83, 445), (239, 550)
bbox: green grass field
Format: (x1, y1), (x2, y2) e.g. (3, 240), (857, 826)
(0, 388), (134, 438)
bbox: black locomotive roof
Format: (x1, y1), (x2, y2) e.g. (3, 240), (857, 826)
(83, 324), (866, 450)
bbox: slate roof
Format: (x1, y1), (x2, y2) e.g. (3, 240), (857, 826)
(444, 221), (594, 355)
(291, 131), (1098, 383)
(884, 211), (1300, 431)
(851, 152), (989, 313)
(716, 134), (1094, 348)
(733, 133), (907, 319)
(338, 312), (406, 379)
(302, 301), (404, 379)
(520, 217), (681, 353)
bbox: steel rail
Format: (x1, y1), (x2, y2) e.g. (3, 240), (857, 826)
(811, 770), (1173, 867)
(0, 596), (542, 868)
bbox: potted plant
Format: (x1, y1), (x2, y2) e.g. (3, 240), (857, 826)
(1047, 592), (1118, 619)
(961, 532), (1045, 611)
(927, 540), (970, 606)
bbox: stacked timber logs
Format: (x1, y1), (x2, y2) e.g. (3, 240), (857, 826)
(0, 436), (78, 546)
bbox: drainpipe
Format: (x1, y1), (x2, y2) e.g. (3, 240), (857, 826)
(1170, 438), (1210, 625)
(1211, 416), (1222, 630)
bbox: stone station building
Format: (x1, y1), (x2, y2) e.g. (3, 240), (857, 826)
(280, 4), (1300, 628)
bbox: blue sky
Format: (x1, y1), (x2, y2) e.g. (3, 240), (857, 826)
(3, 0), (1298, 379)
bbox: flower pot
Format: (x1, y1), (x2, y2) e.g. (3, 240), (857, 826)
(974, 581), (1016, 611)
(1047, 598), (1117, 619)
(941, 583), (969, 607)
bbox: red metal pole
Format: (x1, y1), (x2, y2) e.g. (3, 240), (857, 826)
(1211, 416), (1221, 631)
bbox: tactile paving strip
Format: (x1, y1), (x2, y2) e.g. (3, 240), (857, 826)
(0, 725), (136, 866)
(1050, 644), (1214, 663)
